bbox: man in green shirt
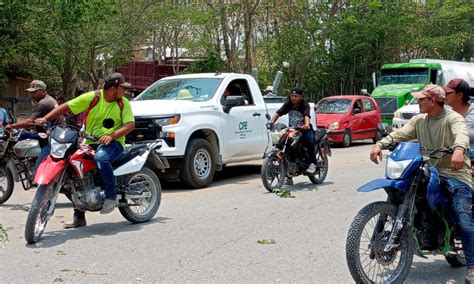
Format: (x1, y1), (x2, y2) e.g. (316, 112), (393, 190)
(35, 73), (135, 227)
(370, 84), (474, 283)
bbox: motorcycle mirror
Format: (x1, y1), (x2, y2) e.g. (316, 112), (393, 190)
(102, 119), (115, 129)
(265, 113), (271, 120)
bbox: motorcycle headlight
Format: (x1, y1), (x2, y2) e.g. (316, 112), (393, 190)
(394, 111), (401, 119)
(328, 122), (340, 130)
(153, 114), (180, 127)
(50, 139), (72, 159)
(385, 158), (412, 179)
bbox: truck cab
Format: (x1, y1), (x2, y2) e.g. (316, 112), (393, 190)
(371, 62), (441, 126)
(125, 73), (315, 188)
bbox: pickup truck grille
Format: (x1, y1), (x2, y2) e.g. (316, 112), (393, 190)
(401, 112), (417, 120)
(374, 97), (398, 116)
(126, 119), (160, 143)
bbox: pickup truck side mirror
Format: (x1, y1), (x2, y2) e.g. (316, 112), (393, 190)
(223, 96), (245, 113)
(353, 108), (362, 115)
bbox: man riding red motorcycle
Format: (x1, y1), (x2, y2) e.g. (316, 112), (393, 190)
(35, 73), (135, 227)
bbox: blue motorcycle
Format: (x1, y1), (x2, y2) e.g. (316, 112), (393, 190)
(346, 141), (468, 283)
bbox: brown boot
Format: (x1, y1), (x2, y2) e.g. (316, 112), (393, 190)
(63, 214), (86, 229)
(466, 268), (474, 284)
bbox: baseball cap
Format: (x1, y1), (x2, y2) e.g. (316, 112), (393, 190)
(444, 78), (470, 94)
(412, 84), (445, 102)
(26, 80), (47, 92)
(104, 73), (131, 88)
(265, 86), (273, 92)
(291, 87), (303, 95)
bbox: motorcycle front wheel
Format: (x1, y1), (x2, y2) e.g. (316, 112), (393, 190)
(119, 167), (162, 223)
(25, 183), (55, 244)
(261, 152), (286, 192)
(308, 147), (328, 184)
(0, 165), (14, 204)
(346, 201), (414, 283)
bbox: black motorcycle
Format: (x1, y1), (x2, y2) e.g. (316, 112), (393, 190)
(261, 121), (331, 192)
(0, 129), (41, 204)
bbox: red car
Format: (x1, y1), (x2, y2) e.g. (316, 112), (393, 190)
(315, 95), (382, 147)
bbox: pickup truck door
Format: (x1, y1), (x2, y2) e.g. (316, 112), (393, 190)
(221, 103), (267, 159)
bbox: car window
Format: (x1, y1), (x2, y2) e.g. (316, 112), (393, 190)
(316, 99), (352, 114)
(134, 78), (222, 101)
(354, 100), (362, 112)
(363, 98), (375, 112)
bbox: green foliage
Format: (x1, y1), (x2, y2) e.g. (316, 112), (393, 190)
(273, 189), (294, 198)
(0, 1), (472, 98)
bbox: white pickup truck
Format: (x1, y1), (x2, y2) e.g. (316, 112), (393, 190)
(126, 73), (315, 188)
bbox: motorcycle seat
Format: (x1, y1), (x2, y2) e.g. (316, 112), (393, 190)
(112, 144), (148, 169)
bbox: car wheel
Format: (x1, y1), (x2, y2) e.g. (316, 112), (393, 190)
(341, 131), (352, 147)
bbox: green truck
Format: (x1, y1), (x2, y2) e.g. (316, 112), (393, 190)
(370, 59), (474, 126)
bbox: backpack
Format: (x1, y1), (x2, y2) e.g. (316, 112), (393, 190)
(84, 90), (123, 128)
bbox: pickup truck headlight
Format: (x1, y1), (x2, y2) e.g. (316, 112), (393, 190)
(153, 114), (180, 127)
(394, 111), (401, 119)
(328, 122), (340, 130)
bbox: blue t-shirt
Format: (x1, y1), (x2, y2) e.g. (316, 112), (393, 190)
(0, 108), (9, 127)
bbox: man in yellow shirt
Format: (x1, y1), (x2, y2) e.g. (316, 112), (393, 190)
(35, 73), (135, 227)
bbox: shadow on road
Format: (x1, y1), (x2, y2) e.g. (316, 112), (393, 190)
(407, 258), (465, 283)
(162, 164), (262, 191)
(25, 216), (171, 249)
(330, 139), (374, 148)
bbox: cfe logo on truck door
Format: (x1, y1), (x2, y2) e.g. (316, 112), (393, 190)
(235, 121), (251, 139)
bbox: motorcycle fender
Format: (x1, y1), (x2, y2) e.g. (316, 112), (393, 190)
(357, 178), (410, 193)
(34, 156), (67, 185)
(322, 141), (331, 157)
(113, 150), (149, 176)
(6, 160), (19, 182)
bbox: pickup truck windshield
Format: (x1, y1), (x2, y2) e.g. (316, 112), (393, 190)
(134, 78), (222, 101)
(380, 68), (428, 85)
(317, 99), (352, 114)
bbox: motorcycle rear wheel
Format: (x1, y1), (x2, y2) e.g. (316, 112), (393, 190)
(308, 148), (328, 184)
(261, 153), (286, 192)
(25, 183), (55, 244)
(0, 165), (14, 204)
(119, 167), (162, 223)
(346, 201), (414, 283)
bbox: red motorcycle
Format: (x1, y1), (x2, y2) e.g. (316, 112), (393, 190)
(25, 120), (167, 244)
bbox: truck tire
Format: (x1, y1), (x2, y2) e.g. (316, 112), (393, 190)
(180, 138), (216, 188)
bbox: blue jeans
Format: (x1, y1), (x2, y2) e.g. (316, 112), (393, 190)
(35, 144), (50, 172)
(93, 141), (123, 200)
(442, 176), (474, 268)
(74, 141), (123, 218)
(303, 130), (317, 164)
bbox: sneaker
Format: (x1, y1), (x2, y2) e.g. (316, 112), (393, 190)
(284, 178), (293, 185)
(306, 163), (317, 174)
(100, 198), (118, 214)
(466, 268), (474, 284)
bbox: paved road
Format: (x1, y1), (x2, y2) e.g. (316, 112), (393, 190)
(0, 141), (467, 283)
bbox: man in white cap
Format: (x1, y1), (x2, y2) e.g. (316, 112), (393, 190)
(5, 80), (61, 171)
(370, 84), (474, 283)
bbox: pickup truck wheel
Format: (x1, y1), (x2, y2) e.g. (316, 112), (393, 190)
(341, 131), (352, 148)
(180, 138), (215, 188)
